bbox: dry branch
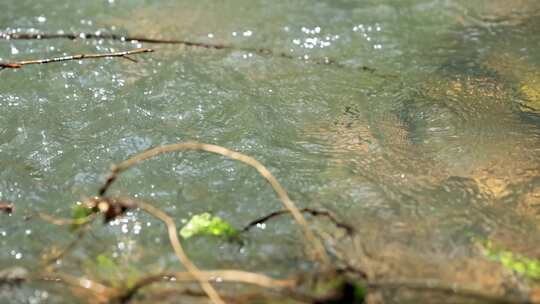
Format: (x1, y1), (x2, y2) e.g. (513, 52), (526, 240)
(119, 270), (295, 303)
(98, 142), (330, 267)
(0, 31), (375, 71)
(0, 48), (153, 70)
(133, 198), (225, 304)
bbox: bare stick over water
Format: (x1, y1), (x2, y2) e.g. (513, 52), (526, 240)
(0, 31), (376, 71)
(0, 48), (153, 70)
(99, 142), (330, 266)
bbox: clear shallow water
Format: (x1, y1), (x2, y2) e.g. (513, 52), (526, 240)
(1, 0), (540, 302)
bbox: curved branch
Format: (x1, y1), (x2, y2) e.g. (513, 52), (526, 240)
(98, 142), (329, 267)
(242, 207), (354, 235)
(134, 199), (225, 304)
(118, 270), (295, 303)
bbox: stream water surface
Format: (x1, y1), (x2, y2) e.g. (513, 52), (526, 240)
(1, 1), (540, 303)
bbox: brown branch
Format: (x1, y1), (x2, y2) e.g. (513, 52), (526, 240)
(98, 142), (330, 267)
(65, 196), (223, 303)
(0, 31), (375, 71)
(242, 208), (354, 235)
(40, 272), (116, 303)
(133, 198), (226, 304)
(38, 212), (96, 226)
(0, 48), (153, 70)
(42, 225), (93, 269)
(0, 31), (230, 49)
(0, 201), (13, 214)
(118, 270), (295, 303)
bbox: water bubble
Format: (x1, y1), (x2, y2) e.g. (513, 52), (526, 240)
(36, 16), (47, 23)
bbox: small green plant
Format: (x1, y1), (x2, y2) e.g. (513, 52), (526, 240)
(82, 253), (141, 289)
(180, 213), (238, 239)
(70, 204), (95, 230)
(476, 239), (540, 280)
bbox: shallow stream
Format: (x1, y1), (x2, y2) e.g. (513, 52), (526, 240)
(1, 1), (540, 303)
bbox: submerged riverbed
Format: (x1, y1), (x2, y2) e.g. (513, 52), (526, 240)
(1, 0), (540, 303)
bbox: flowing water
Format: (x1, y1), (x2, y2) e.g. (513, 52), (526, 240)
(1, 0), (540, 303)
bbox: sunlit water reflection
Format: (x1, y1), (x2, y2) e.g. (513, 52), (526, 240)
(1, 0), (539, 302)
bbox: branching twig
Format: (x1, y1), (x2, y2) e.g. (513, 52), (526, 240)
(118, 270), (295, 303)
(42, 225), (93, 269)
(242, 207), (354, 235)
(98, 142), (330, 267)
(0, 48), (153, 70)
(0, 31), (375, 71)
(133, 198), (226, 304)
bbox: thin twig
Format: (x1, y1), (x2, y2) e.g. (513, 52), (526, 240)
(42, 225), (93, 269)
(98, 142), (330, 267)
(134, 199), (225, 304)
(0, 48), (153, 70)
(242, 207), (354, 234)
(41, 272), (115, 303)
(0, 31), (375, 71)
(38, 212), (96, 226)
(119, 270), (295, 303)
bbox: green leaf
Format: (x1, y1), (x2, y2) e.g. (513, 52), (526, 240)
(179, 213), (238, 239)
(476, 238), (540, 280)
(70, 204), (95, 231)
(96, 254), (116, 270)
(353, 282), (367, 302)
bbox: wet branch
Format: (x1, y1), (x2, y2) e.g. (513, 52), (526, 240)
(0, 31), (375, 71)
(118, 270), (295, 303)
(0, 201), (13, 214)
(98, 142), (330, 267)
(0, 48), (153, 70)
(0, 31), (230, 49)
(131, 198), (226, 304)
(242, 208), (354, 235)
